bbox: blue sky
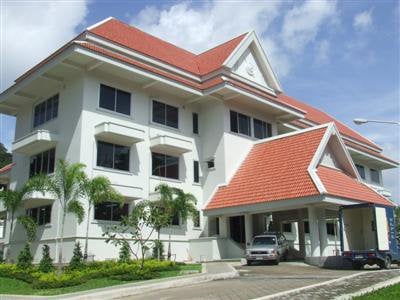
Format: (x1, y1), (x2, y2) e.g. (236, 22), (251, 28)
(1, 0), (399, 200)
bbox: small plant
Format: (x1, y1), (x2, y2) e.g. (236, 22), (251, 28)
(118, 241), (131, 263)
(38, 245), (54, 273)
(17, 243), (33, 269)
(152, 240), (164, 260)
(69, 242), (84, 270)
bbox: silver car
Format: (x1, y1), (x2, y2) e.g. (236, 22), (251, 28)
(245, 232), (290, 265)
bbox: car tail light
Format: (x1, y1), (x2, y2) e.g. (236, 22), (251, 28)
(343, 252), (351, 257)
(367, 253), (374, 257)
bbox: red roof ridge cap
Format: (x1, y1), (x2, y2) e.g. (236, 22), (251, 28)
(196, 32), (249, 57)
(253, 122), (332, 146)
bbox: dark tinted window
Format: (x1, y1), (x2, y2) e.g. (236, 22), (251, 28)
(152, 152), (179, 179)
(230, 110), (251, 136)
(193, 160), (200, 183)
(326, 222), (336, 235)
(282, 223), (292, 233)
(193, 113), (199, 134)
(254, 118), (272, 139)
(97, 141), (130, 171)
(193, 211), (200, 227)
(304, 221), (310, 234)
(370, 169), (380, 184)
(29, 148), (56, 177)
(252, 236), (276, 245)
(171, 212), (180, 226)
(94, 202), (129, 221)
(27, 205), (52, 225)
(99, 84), (131, 115)
(207, 159), (215, 169)
(152, 100), (178, 129)
(355, 164), (366, 179)
(33, 94), (59, 127)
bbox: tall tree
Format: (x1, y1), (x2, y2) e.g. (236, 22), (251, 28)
(0, 143), (11, 168)
(34, 159), (86, 271)
(82, 176), (123, 259)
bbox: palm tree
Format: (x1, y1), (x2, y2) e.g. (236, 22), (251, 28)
(82, 176), (123, 259)
(0, 177), (43, 261)
(152, 184), (197, 260)
(35, 159), (87, 271)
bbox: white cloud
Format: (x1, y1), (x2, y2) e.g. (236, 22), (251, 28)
(0, 1), (88, 91)
(315, 39), (330, 64)
(353, 9), (373, 30)
(131, 1), (339, 78)
(281, 0), (338, 53)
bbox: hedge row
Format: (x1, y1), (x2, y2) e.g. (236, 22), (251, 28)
(0, 260), (176, 289)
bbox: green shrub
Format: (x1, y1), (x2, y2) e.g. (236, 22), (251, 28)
(68, 242), (84, 270)
(31, 272), (86, 289)
(152, 240), (164, 260)
(38, 245), (54, 273)
(118, 241), (131, 263)
(17, 243), (33, 269)
(111, 267), (155, 281)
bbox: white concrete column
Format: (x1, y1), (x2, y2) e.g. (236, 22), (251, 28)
(317, 208), (329, 257)
(219, 216), (229, 238)
(308, 206), (320, 257)
(244, 214), (253, 245)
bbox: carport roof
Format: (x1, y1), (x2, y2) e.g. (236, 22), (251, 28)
(205, 125), (394, 211)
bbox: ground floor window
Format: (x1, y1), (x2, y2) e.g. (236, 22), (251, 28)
(326, 222), (337, 235)
(26, 205), (52, 225)
(152, 152), (179, 179)
(282, 223), (292, 233)
(171, 212), (180, 226)
(94, 202), (129, 222)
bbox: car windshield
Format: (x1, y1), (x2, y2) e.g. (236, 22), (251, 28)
(252, 236), (277, 245)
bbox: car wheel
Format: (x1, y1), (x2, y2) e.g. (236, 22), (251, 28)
(352, 262), (363, 270)
(247, 260), (253, 266)
(382, 256), (391, 269)
(274, 259), (279, 265)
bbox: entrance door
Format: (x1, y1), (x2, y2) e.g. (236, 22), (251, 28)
(230, 215), (245, 244)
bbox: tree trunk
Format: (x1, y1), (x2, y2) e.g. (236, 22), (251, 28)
(58, 211), (66, 274)
(84, 205), (91, 260)
(157, 230), (160, 261)
(5, 214), (14, 263)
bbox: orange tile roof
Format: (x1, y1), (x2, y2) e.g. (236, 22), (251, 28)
(317, 165), (394, 206)
(89, 18), (246, 76)
(278, 94), (382, 151)
(0, 163), (14, 175)
(205, 128), (326, 210)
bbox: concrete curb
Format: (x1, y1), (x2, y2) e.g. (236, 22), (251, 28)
(0, 263), (239, 300)
(334, 275), (400, 300)
(251, 270), (392, 300)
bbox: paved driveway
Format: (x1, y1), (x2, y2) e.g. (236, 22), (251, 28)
(123, 262), (368, 300)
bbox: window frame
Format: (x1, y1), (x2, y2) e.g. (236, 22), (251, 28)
(93, 202), (130, 222)
(370, 168), (381, 184)
(355, 164), (366, 180)
(192, 112), (199, 134)
(151, 152), (180, 180)
(230, 110), (252, 137)
(29, 148), (56, 178)
(151, 100), (179, 129)
(99, 84), (132, 116)
(253, 118), (272, 139)
(26, 205), (52, 226)
(96, 141), (130, 172)
(193, 160), (200, 183)
(33, 94), (59, 128)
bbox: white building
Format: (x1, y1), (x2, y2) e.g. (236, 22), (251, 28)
(0, 18), (397, 263)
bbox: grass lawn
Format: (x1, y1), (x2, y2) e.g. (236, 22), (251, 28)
(353, 283), (400, 299)
(0, 263), (202, 296)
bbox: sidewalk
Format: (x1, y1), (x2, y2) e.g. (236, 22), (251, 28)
(257, 269), (400, 300)
(0, 262), (239, 300)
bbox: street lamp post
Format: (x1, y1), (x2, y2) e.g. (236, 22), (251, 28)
(353, 118), (400, 125)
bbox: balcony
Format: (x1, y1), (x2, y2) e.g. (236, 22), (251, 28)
(95, 122), (145, 146)
(23, 191), (56, 209)
(150, 135), (192, 155)
(12, 130), (58, 155)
